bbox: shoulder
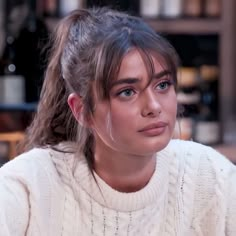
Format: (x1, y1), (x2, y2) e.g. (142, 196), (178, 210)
(0, 147), (70, 235)
(0, 146), (70, 213)
(168, 139), (232, 168)
(165, 139), (235, 187)
(167, 140), (236, 205)
(168, 138), (219, 156)
(0, 141), (79, 184)
(1, 147), (51, 173)
(0, 147), (65, 186)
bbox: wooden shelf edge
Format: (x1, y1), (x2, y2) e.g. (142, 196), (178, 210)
(0, 103), (37, 112)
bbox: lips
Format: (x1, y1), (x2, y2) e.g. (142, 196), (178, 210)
(138, 122), (168, 132)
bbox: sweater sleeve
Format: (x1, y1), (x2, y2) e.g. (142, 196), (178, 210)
(0, 162), (30, 236)
(226, 165), (236, 235)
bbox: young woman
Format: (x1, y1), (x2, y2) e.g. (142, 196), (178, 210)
(0, 7), (235, 235)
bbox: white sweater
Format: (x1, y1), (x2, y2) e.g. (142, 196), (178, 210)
(0, 139), (236, 236)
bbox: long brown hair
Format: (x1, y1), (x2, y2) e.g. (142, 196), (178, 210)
(23, 7), (179, 169)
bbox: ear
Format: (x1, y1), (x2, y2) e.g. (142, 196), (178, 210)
(67, 93), (87, 127)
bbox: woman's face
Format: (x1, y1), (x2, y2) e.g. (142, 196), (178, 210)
(90, 49), (177, 157)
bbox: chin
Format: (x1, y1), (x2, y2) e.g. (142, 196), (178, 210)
(135, 141), (170, 156)
(147, 136), (171, 153)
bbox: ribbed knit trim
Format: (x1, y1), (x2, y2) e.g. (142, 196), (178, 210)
(51, 141), (175, 212)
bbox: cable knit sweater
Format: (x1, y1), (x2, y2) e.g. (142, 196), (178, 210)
(0, 139), (236, 236)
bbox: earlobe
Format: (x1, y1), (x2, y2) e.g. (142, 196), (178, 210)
(67, 93), (86, 127)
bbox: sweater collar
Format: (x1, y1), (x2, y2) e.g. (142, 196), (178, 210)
(51, 141), (175, 212)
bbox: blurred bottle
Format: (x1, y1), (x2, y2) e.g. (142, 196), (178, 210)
(1, 35), (25, 104)
(43, 0), (59, 17)
(176, 67), (200, 140)
(0, 0), (26, 105)
(162, 0), (183, 18)
(139, 0), (162, 18)
(194, 65), (221, 145)
(59, 0), (86, 16)
(0, 0), (5, 59)
(183, 0), (203, 18)
(4, 0), (49, 103)
(203, 0), (221, 18)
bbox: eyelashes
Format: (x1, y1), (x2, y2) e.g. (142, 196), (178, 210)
(116, 88), (135, 98)
(156, 80), (173, 91)
(115, 78), (174, 99)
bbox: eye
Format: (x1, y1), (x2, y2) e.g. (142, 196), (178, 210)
(156, 81), (172, 91)
(118, 88), (135, 97)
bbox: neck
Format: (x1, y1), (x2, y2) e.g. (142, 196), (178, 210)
(94, 149), (156, 193)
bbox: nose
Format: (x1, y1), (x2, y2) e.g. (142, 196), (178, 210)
(141, 90), (161, 117)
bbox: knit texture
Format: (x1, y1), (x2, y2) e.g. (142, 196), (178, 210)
(0, 139), (236, 235)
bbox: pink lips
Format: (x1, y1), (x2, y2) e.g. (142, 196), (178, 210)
(138, 122), (168, 136)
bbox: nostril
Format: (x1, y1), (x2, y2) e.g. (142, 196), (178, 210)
(142, 108), (161, 117)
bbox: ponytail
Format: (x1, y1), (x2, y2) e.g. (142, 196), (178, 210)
(22, 14), (80, 151)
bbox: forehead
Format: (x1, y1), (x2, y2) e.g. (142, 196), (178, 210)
(117, 49), (166, 78)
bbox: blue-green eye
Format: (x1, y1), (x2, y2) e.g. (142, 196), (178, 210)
(118, 89), (135, 97)
(156, 81), (171, 91)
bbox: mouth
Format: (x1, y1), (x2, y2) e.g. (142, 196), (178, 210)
(138, 122), (168, 136)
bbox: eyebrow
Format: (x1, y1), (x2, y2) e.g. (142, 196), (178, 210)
(111, 69), (171, 88)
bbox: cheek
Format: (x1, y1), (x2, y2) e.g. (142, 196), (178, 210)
(171, 95), (178, 116)
(165, 92), (177, 119)
(108, 106), (139, 139)
(110, 109), (132, 129)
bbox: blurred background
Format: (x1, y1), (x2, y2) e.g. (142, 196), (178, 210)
(0, 0), (235, 163)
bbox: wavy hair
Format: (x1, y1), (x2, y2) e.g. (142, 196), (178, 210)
(22, 7), (179, 170)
